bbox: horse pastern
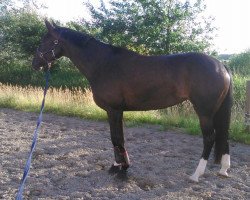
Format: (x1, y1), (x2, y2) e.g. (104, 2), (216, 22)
(108, 162), (130, 174)
(113, 161), (122, 167)
(108, 164), (121, 174)
(121, 164), (129, 171)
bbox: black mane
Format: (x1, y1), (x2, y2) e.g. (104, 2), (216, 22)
(58, 27), (94, 48)
(57, 27), (134, 55)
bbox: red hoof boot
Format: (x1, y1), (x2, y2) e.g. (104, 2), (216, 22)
(113, 146), (130, 171)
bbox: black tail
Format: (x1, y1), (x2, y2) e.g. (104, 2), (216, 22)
(213, 67), (233, 164)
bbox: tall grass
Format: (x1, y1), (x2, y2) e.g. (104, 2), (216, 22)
(0, 83), (249, 144)
(228, 49), (250, 75)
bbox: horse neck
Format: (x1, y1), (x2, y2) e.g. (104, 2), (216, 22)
(62, 38), (111, 81)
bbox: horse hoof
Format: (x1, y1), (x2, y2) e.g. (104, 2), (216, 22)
(189, 175), (199, 183)
(108, 163), (129, 174)
(108, 164), (121, 174)
(218, 171), (229, 178)
(121, 164), (129, 171)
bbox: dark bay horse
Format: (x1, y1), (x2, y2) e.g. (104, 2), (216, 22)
(32, 20), (232, 182)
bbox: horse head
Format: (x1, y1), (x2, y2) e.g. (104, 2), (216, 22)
(32, 20), (63, 71)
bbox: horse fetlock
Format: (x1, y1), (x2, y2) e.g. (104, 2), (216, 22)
(221, 154), (230, 168)
(190, 158), (207, 182)
(219, 154), (230, 177)
(114, 146), (130, 167)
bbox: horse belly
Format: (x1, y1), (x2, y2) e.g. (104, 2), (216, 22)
(123, 88), (186, 111)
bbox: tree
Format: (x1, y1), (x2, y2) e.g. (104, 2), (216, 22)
(83, 0), (216, 55)
(0, 0), (42, 14)
(0, 4), (46, 64)
(0, 0), (12, 13)
(229, 49), (250, 75)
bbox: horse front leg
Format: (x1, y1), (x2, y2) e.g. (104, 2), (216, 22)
(107, 109), (130, 172)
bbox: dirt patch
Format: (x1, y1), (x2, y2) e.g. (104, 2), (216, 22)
(0, 108), (249, 199)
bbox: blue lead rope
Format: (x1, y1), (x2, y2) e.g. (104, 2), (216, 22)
(16, 70), (50, 200)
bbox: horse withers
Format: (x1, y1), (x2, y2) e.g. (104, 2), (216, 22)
(32, 20), (232, 182)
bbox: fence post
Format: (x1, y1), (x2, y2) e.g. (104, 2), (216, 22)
(245, 81), (250, 132)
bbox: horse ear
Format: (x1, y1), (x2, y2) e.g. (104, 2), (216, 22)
(45, 19), (54, 32)
(45, 19), (59, 38)
(51, 20), (59, 28)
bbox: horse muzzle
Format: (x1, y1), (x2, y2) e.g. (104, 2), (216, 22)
(32, 58), (50, 72)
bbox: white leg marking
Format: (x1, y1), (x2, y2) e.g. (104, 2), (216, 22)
(190, 158), (207, 182)
(219, 154), (230, 177)
(113, 161), (122, 167)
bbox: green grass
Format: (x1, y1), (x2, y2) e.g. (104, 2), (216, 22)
(0, 83), (249, 144)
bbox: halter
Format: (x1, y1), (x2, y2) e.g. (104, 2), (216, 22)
(37, 39), (59, 66)
(36, 32), (93, 70)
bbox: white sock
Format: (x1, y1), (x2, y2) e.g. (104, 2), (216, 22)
(190, 158), (207, 182)
(219, 154), (230, 176)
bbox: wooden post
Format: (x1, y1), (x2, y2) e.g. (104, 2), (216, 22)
(245, 81), (250, 132)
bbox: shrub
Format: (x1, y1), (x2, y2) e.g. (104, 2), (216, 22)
(229, 50), (250, 75)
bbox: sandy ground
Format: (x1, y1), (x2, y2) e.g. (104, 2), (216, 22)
(0, 108), (249, 199)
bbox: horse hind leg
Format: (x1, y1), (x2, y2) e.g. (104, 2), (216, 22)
(214, 120), (230, 177)
(190, 116), (215, 182)
(213, 90), (232, 177)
